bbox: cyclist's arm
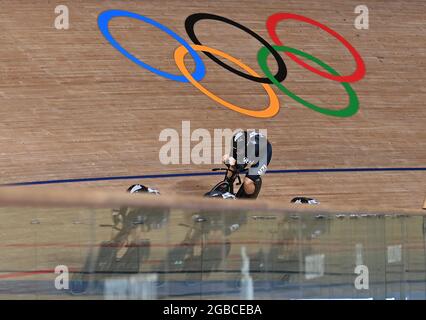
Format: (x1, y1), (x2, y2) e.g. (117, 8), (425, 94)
(222, 154), (239, 179)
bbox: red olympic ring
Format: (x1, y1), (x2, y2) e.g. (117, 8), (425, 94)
(266, 12), (366, 83)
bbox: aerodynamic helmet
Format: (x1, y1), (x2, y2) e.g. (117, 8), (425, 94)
(232, 130), (261, 161)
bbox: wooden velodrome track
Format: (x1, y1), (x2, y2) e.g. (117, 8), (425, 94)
(0, 0), (425, 300)
(0, 0), (425, 211)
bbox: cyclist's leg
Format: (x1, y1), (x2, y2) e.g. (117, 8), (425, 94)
(236, 175), (262, 199)
(236, 142), (271, 199)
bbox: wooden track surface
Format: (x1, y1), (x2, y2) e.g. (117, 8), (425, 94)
(0, 0), (425, 210)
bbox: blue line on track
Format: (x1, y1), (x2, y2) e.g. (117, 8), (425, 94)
(2, 167), (426, 186)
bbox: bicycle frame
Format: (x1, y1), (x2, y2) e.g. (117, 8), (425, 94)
(210, 165), (243, 195)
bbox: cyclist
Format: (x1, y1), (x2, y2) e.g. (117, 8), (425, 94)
(222, 130), (272, 199)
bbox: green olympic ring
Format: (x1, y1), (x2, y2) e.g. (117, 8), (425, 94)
(258, 45), (359, 117)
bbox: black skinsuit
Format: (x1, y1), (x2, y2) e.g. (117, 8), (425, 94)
(231, 131), (272, 199)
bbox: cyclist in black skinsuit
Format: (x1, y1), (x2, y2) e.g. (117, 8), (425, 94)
(222, 130), (272, 199)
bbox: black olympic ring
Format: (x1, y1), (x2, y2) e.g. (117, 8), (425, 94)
(185, 13), (287, 84)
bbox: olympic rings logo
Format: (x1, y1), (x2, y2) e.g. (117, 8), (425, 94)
(98, 10), (366, 118)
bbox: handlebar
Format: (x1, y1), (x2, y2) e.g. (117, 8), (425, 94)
(211, 167), (248, 174)
(211, 166), (243, 186)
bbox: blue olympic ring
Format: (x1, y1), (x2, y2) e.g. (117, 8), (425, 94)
(97, 9), (206, 83)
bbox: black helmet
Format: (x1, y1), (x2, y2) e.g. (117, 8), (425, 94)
(232, 130), (261, 148)
(127, 184), (160, 195)
(232, 130), (261, 161)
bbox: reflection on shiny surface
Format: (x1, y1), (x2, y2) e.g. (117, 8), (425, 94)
(0, 207), (425, 299)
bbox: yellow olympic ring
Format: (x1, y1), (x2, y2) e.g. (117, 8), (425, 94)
(174, 44), (280, 118)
